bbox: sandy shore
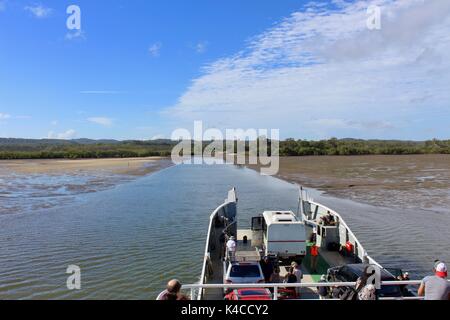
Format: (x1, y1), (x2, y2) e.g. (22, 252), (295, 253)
(0, 157), (174, 215)
(248, 154), (450, 212)
(0, 157), (173, 176)
(250, 154), (450, 189)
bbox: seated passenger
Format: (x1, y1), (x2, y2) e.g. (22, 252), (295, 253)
(156, 279), (189, 300)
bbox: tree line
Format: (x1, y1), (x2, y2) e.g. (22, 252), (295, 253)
(0, 138), (449, 160)
(278, 138), (450, 156)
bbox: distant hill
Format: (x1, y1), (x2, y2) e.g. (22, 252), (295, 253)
(0, 138), (173, 146)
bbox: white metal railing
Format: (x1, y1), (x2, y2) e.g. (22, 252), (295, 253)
(198, 204), (223, 299)
(182, 280), (447, 300)
(198, 188), (238, 300)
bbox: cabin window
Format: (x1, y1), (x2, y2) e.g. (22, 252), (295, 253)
(252, 216), (263, 231)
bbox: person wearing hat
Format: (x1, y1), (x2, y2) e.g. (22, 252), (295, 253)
(226, 236), (237, 262)
(418, 260), (450, 300)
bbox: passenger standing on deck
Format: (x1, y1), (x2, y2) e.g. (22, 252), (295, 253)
(418, 261), (450, 300)
(260, 256), (274, 283)
(310, 243), (319, 273)
(291, 262), (303, 296)
(226, 236), (237, 262)
(284, 267), (298, 296)
(269, 267), (282, 283)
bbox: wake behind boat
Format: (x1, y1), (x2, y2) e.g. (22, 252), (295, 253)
(189, 188), (416, 300)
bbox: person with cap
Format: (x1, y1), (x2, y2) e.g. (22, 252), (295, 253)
(226, 236), (237, 262)
(156, 279), (188, 300)
(418, 260), (450, 300)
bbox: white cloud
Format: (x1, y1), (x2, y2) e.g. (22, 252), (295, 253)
(196, 41), (208, 54)
(0, 113), (11, 120)
(47, 129), (76, 140)
(24, 4), (52, 19)
(66, 30), (86, 41)
(148, 42), (162, 57)
(165, 0), (450, 139)
(87, 117), (114, 127)
(51, 120), (58, 126)
(309, 119), (394, 130)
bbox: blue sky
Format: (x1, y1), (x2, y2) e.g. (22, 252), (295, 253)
(1, 0), (450, 140)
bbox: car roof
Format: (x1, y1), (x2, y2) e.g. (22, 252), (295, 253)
(231, 261), (260, 266)
(344, 264), (395, 279)
(236, 288), (270, 295)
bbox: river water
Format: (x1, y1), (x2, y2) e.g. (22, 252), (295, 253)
(0, 163), (449, 299)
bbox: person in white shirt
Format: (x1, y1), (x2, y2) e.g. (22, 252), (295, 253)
(226, 236), (237, 262)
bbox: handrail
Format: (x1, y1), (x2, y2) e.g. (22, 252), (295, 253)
(182, 280), (449, 300)
(184, 280), (437, 289)
(198, 189), (238, 300)
(198, 203), (225, 299)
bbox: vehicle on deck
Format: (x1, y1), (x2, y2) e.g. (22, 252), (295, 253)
(251, 211), (306, 263)
(224, 261), (265, 285)
(224, 288), (272, 301)
(327, 264), (405, 298)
